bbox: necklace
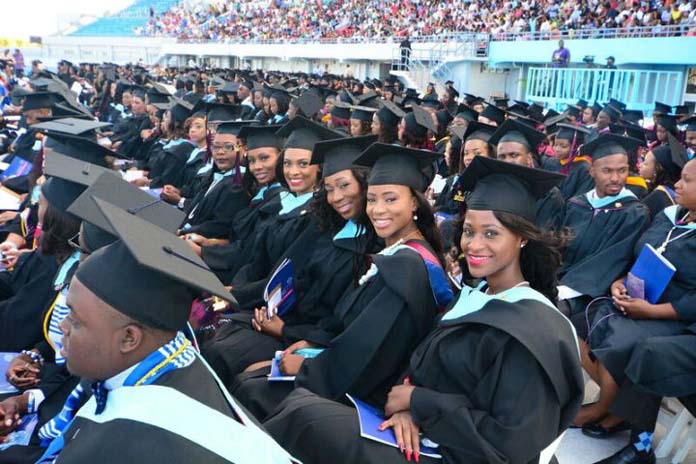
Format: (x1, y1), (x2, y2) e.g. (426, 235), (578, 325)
(485, 280), (530, 295)
(656, 211), (696, 255)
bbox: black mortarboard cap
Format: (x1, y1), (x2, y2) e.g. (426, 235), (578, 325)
(33, 118), (111, 137)
(376, 99), (406, 127)
(652, 133), (688, 179)
(330, 101), (352, 120)
(206, 102), (242, 122)
(621, 109), (644, 124)
(591, 102), (603, 115)
(600, 104), (621, 123)
(479, 103), (506, 125)
(493, 97), (509, 109)
(683, 115), (696, 132)
(608, 98), (627, 112)
(454, 104), (479, 122)
(22, 92), (56, 111)
(277, 116), (345, 151)
(656, 114), (678, 134)
(576, 99), (589, 109)
(459, 156), (564, 222)
(489, 119), (546, 150)
(581, 133), (644, 160)
(293, 92), (323, 119)
(354, 143), (442, 192)
(216, 120), (258, 136)
(453, 121), (497, 143)
(351, 105), (377, 122)
(555, 123), (591, 143)
(411, 105), (438, 133)
(75, 198), (236, 331)
(310, 134), (377, 177)
(238, 124), (284, 150)
(169, 98), (194, 124)
(46, 132), (123, 166)
(654, 102), (672, 114)
(565, 105), (581, 118)
(67, 172), (185, 234)
(41, 154), (113, 216)
(146, 86), (171, 104)
(675, 105), (689, 116)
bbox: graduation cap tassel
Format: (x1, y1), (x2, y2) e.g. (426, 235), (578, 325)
(204, 128), (213, 163)
(232, 151), (243, 188)
(161, 246), (211, 271)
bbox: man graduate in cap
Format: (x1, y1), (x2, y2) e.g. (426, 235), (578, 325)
(32, 200), (294, 464)
(557, 134), (651, 336)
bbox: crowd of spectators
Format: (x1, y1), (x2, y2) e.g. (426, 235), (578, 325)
(134, 0), (696, 41)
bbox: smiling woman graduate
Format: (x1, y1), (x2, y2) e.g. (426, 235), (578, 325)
(262, 156), (583, 464)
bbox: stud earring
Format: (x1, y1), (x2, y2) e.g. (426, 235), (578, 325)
(413, 214), (418, 221)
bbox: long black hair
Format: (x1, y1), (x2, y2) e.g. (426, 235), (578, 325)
(453, 208), (567, 304)
(40, 204), (81, 264)
(241, 146), (282, 198)
(309, 167), (370, 234)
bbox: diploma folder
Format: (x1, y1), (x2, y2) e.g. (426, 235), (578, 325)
(625, 243), (676, 304)
(263, 258), (296, 319)
(345, 394), (442, 459)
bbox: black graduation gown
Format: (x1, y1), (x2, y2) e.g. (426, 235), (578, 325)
(231, 244), (441, 419)
(558, 159), (594, 200)
(53, 359), (251, 464)
(229, 197), (314, 306)
(558, 193), (650, 299)
(642, 185), (676, 220)
(179, 150), (209, 203)
(202, 224), (364, 387)
(0, 249), (59, 351)
(535, 186), (565, 230)
(116, 114), (151, 159)
(201, 185), (285, 283)
(434, 175), (462, 216)
(263, 296), (583, 464)
(588, 207), (696, 385)
(181, 173), (249, 239)
(147, 140), (194, 189)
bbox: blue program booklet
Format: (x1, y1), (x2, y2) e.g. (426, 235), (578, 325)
(0, 352), (20, 394)
(625, 243), (676, 304)
(345, 394), (442, 459)
(0, 413), (38, 450)
(264, 258), (296, 319)
(0, 157), (32, 180)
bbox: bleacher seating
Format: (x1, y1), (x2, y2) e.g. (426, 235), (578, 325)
(70, 0), (178, 37)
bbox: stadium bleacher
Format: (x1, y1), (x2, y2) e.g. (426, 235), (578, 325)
(70, 0), (178, 36)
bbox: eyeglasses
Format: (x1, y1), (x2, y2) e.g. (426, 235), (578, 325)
(68, 232), (90, 256)
(211, 143), (243, 153)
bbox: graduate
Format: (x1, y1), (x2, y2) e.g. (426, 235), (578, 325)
(557, 134), (651, 342)
(0, 132), (123, 351)
(547, 123), (595, 200)
(639, 133), (686, 219)
(145, 100), (196, 189)
(372, 100), (405, 144)
(160, 110), (209, 209)
(114, 87), (152, 159)
(178, 121), (250, 239)
(262, 156), (583, 464)
(488, 119), (565, 230)
(573, 158), (696, 461)
(11, 200), (295, 464)
(231, 143), (453, 420)
(202, 135), (376, 386)
(191, 125), (287, 282)
(227, 117), (344, 310)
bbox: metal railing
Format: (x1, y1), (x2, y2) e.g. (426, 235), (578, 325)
(163, 23), (696, 44)
(491, 23), (695, 41)
(525, 67), (683, 112)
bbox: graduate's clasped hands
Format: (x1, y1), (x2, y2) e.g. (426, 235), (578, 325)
(380, 378), (420, 463)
